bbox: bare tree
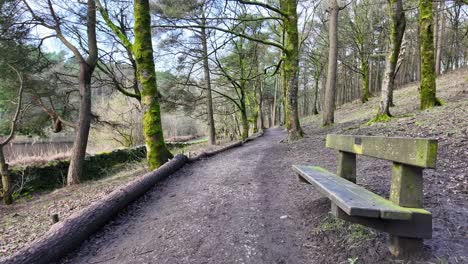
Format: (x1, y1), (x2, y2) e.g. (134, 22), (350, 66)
(23, 0), (99, 185)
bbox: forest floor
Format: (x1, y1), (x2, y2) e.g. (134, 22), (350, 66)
(1, 69), (467, 263)
(59, 69), (466, 264)
(0, 139), (233, 259)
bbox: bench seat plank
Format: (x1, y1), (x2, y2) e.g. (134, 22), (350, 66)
(292, 165), (431, 220)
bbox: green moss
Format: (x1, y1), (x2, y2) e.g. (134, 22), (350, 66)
(280, 0), (303, 140)
(134, 0), (173, 170)
(366, 112), (392, 125)
(419, 0), (437, 110)
(309, 166), (331, 173)
(435, 97), (444, 106)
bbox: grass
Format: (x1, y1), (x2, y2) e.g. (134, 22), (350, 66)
(312, 214), (375, 244)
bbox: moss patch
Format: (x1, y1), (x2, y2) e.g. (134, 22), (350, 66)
(366, 113), (392, 125)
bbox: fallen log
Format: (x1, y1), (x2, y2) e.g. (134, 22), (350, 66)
(188, 130), (264, 162)
(1, 154), (188, 264)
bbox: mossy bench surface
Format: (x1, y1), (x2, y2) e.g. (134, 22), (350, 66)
(292, 165), (431, 220)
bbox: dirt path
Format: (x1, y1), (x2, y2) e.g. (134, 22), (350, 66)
(62, 118), (467, 264)
(63, 128), (323, 264)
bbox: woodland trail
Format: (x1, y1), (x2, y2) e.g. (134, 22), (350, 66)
(63, 128), (323, 264)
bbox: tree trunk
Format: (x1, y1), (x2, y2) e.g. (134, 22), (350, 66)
(375, 0), (406, 119)
(0, 148), (12, 205)
(311, 73), (319, 115)
(360, 56), (370, 103)
(322, 0), (339, 126)
(419, 0), (438, 110)
(258, 79), (264, 130)
(67, 64), (93, 185)
(435, 0), (445, 76)
(240, 108), (249, 140)
(302, 72), (309, 116)
(267, 103), (272, 128)
(66, 0), (98, 185)
(201, 17), (216, 145)
(272, 75), (278, 126)
(281, 0), (302, 140)
(134, 0), (173, 170)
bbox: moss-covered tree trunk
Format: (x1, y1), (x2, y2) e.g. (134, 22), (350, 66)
(419, 0), (438, 110)
(375, 0), (406, 120)
(134, 0), (173, 170)
(240, 107), (249, 140)
(281, 0), (302, 140)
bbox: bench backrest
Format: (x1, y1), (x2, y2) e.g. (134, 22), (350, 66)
(326, 134), (438, 168)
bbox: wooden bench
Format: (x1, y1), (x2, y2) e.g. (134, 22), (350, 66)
(293, 134), (438, 257)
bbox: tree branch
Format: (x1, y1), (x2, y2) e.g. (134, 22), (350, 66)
(1, 65), (24, 146)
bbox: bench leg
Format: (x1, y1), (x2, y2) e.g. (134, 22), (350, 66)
(389, 163), (426, 257)
(337, 151), (356, 183)
(389, 236), (423, 258)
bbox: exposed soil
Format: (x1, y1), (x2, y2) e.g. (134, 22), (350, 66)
(62, 69), (467, 264)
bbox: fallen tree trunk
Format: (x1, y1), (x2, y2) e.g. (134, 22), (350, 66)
(1, 154), (188, 264)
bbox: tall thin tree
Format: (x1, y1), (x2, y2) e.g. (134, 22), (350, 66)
(374, 0), (406, 120)
(322, 0), (339, 126)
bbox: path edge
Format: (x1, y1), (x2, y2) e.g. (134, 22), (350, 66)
(0, 130), (265, 264)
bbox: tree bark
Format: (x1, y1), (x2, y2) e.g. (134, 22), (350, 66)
(272, 75), (278, 126)
(322, 0), (339, 126)
(435, 0), (445, 76)
(258, 78), (265, 130)
(419, 0), (438, 110)
(281, 0), (303, 140)
(376, 0), (406, 119)
(0, 149), (12, 205)
(302, 72), (309, 116)
(311, 72), (319, 115)
(67, 64), (93, 184)
(240, 108), (249, 140)
(360, 56), (370, 103)
(201, 15), (216, 145)
(134, 0), (173, 170)
(66, 0), (98, 185)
